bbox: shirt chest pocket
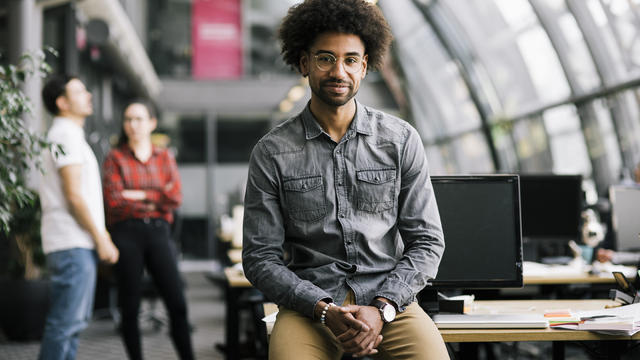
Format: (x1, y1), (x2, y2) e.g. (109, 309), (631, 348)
(356, 169), (396, 213)
(283, 175), (327, 222)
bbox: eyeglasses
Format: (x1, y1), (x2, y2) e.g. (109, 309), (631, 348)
(313, 53), (363, 74)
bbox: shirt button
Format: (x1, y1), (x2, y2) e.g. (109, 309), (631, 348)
(339, 213), (345, 218)
(346, 240), (352, 245)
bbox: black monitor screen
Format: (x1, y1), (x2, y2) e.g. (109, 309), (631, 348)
(428, 175), (523, 289)
(519, 174), (582, 240)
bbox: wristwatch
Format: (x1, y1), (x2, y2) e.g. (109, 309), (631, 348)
(370, 299), (396, 323)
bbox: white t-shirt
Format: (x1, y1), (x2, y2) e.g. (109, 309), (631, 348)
(39, 117), (105, 254)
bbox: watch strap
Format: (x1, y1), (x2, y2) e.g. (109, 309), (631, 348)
(370, 299), (389, 310)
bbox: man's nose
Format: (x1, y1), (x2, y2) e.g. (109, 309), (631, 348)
(328, 60), (348, 77)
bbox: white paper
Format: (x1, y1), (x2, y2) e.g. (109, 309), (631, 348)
(262, 311), (278, 323)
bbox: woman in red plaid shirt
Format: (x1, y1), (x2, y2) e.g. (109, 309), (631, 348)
(103, 100), (194, 360)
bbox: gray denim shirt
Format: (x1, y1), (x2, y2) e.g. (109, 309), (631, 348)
(242, 100), (444, 319)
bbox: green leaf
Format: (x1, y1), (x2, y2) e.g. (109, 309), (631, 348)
(0, 48), (57, 238)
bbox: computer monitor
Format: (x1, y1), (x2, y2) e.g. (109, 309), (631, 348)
(426, 175), (523, 289)
(609, 185), (640, 251)
(518, 174), (582, 260)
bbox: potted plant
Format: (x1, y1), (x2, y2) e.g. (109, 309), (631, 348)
(0, 49), (58, 341)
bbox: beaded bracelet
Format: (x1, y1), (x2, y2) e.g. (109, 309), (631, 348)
(319, 302), (336, 326)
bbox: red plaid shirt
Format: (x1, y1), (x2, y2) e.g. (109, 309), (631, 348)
(103, 144), (182, 226)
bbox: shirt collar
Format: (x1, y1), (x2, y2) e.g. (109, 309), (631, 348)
(121, 143), (162, 157)
(53, 116), (85, 135)
(300, 99), (373, 140)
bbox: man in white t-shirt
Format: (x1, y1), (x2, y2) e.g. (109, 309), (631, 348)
(38, 74), (119, 360)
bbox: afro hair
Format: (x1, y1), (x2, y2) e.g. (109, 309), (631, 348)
(278, 0), (392, 74)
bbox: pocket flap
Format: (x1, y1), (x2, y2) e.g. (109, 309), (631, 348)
(356, 169), (396, 184)
(283, 175), (323, 192)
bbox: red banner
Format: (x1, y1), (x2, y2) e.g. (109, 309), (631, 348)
(192, 0), (243, 79)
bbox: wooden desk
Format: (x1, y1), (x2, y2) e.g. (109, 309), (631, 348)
(224, 267), (252, 287)
(221, 267), (266, 360)
(439, 299), (639, 342)
(236, 269), (639, 359)
(524, 274), (617, 285)
(263, 299), (638, 359)
(523, 263), (637, 285)
(262, 299), (639, 342)
(441, 299), (640, 359)
(226, 249), (243, 265)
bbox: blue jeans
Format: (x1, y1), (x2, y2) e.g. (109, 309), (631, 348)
(38, 248), (97, 360)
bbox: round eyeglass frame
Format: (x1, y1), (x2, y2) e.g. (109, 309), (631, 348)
(312, 53), (364, 74)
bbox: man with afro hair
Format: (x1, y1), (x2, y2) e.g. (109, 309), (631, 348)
(242, 0), (449, 358)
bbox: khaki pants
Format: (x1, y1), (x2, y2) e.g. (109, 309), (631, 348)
(269, 291), (450, 360)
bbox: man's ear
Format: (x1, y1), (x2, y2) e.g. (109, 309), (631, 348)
(55, 95), (68, 114)
(361, 54), (368, 79)
(300, 53), (310, 77)
(150, 117), (158, 132)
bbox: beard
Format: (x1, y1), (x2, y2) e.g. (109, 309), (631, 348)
(310, 78), (359, 107)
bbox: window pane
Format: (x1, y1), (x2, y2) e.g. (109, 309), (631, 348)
(592, 98), (622, 179)
(425, 145), (448, 175)
(513, 117), (552, 171)
(542, 0), (601, 90)
(148, 0), (192, 77)
(583, 0), (628, 82)
(246, 0), (293, 76)
(381, 0), (482, 141)
(597, 0), (640, 74)
(542, 105), (592, 175)
(491, 121), (519, 172)
(450, 131), (495, 173)
(445, 0), (569, 117)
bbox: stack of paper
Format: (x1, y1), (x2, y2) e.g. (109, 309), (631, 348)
(547, 303), (640, 336)
(577, 316), (638, 335)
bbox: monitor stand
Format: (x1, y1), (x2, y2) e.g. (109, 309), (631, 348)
(419, 289), (465, 316)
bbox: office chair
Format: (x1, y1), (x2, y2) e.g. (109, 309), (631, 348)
(138, 275), (167, 332)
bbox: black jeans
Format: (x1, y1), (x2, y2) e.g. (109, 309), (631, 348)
(111, 218), (194, 360)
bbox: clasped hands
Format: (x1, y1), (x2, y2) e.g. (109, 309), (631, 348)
(324, 304), (385, 357)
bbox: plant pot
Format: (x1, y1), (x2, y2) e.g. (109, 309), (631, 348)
(0, 279), (50, 341)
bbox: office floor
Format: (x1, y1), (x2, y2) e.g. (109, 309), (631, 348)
(0, 267), (227, 360)
(1, 265), (639, 360)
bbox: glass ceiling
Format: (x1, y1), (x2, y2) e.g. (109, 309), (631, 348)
(144, 0), (640, 196)
(379, 0), (640, 196)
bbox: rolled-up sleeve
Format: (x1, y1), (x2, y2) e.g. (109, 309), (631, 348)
(242, 141), (332, 318)
(375, 126), (445, 310)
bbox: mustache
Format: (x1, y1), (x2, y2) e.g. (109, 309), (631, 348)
(322, 78), (352, 87)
